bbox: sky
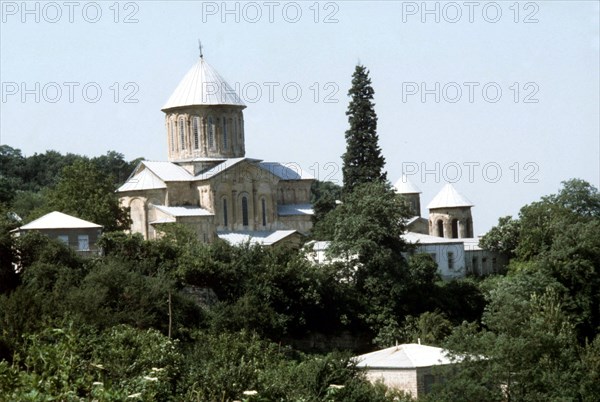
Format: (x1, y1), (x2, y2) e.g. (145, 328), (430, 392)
(1, 0), (599, 234)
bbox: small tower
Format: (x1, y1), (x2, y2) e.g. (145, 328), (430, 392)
(161, 51), (246, 163)
(427, 184), (474, 238)
(394, 174), (421, 217)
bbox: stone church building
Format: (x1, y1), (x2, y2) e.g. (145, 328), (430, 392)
(118, 53), (314, 245)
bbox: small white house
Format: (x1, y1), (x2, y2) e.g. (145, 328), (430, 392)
(403, 232), (467, 280)
(12, 211), (103, 257)
(355, 343), (455, 398)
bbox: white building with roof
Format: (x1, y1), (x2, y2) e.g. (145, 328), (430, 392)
(355, 343), (455, 398)
(393, 179), (507, 276)
(12, 211), (103, 256)
(118, 51), (314, 245)
(427, 183), (474, 239)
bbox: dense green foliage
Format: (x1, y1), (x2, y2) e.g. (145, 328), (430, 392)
(341, 65), (386, 193)
(0, 145), (138, 226)
(428, 179), (600, 402)
(0, 223), (418, 400)
(3, 141), (599, 399)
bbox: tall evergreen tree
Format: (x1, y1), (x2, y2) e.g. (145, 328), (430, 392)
(342, 65), (386, 193)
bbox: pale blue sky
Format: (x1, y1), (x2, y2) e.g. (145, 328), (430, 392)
(1, 1), (598, 233)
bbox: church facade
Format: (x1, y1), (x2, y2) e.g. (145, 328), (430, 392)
(118, 53), (314, 244)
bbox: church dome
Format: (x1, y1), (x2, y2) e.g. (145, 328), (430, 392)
(162, 56), (246, 111)
(394, 174), (422, 194)
(427, 183), (474, 209)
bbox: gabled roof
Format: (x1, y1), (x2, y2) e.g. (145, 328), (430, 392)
(355, 344), (453, 369)
(394, 175), (422, 194)
(118, 158), (313, 193)
(162, 57), (245, 111)
(117, 167), (167, 192)
(277, 204), (314, 216)
(196, 157), (249, 180)
(144, 161), (194, 182)
(16, 211), (102, 230)
(427, 184), (474, 209)
(259, 162), (315, 180)
(217, 230), (298, 246)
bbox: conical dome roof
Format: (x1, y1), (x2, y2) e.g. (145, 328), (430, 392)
(427, 183), (474, 209)
(162, 57), (245, 111)
(394, 175), (422, 194)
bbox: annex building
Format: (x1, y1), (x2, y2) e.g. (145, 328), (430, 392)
(117, 52), (314, 245)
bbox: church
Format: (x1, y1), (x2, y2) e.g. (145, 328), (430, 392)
(117, 51), (314, 245)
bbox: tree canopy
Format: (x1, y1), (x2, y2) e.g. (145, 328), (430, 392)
(342, 65), (387, 193)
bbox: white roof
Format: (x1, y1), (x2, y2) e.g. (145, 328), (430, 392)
(394, 175), (421, 194)
(17, 211), (102, 230)
(278, 204), (314, 216)
(144, 161), (194, 181)
(153, 205), (213, 217)
(259, 162), (315, 180)
(118, 159), (313, 192)
(162, 57), (245, 110)
(427, 184), (474, 209)
(355, 344), (453, 369)
(403, 231), (464, 245)
(117, 167), (167, 192)
(217, 230), (298, 246)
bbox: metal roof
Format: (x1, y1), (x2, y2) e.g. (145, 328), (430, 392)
(394, 175), (422, 194)
(117, 167), (167, 192)
(355, 344), (453, 369)
(217, 230), (298, 246)
(277, 203), (314, 216)
(195, 157), (248, 180)
(403, 231), (464, 245)
(162, 57), (245, 111)
(17, 211), (102, 230)
(427, 184), (474, 209)
(153, 205), (213, 217)
(144, 161), (194, 181)
(259, 162), (315, 180)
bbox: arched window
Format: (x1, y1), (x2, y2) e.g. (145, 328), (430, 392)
(242, 196), (249, 226)
(467, 218), (473, 238)
(193, 117), (199, 150)
(229, 118), (235, 147)
(451, 219), (459, 238)
(261, 198), (267, 226)
(437, 219), (444, 237)
(223, 118), (228, 149)
(223, 198), (228, 227)
(237, 118), (242, 142)
(208, 116), (214, 149)
(179, 117), (186, 150)
(170, 119), (175, 151)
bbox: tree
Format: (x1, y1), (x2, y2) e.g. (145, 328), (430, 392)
(44, 159), (130, 232)
(328, 181), (411, 341)
(435, 273), (584, 402)
(342, 65), (386, 193)
(479, 215), (520, 258)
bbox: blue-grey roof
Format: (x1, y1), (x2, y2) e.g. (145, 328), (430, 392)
(259, 162), (314, 180)
(277, 203), (314, 216)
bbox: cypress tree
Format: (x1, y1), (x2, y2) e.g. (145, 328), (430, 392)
(341, 64), (387, 194)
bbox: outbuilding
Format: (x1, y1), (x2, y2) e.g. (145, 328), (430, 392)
(354, 343), (455, 398)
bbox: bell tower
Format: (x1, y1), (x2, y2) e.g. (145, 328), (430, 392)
(161, 51), (246, 162)
(427, 184), (474, 238)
